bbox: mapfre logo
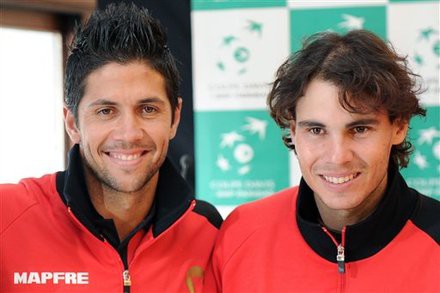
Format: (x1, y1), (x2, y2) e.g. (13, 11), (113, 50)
(14, 272), (89, 285)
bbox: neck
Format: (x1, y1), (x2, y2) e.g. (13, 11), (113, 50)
(315, 174), (388, 232)
(86, 173), (158, 241)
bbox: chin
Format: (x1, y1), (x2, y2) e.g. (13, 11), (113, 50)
(318, 192), (362, 210)
(326, 202), (360, 211)
(111, 183), (145, 194)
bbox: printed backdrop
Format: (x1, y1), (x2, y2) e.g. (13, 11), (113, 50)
(191, 0), (440, 216)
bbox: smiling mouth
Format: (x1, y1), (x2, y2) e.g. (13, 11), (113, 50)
(105, 151), (147, 162)
(322, 173), (360, 184)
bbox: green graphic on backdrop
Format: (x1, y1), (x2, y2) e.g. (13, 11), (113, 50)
(192, 0), (285, 10)
(217, 19), (263, 75)
(402, 106), (440, 200)
(290, 6), (386, 52)
(195, 110), (289, 205)
(413, 27), (439, 68)
(412, 26), (440, 102)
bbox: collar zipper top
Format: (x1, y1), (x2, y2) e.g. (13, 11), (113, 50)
(322, 226), (346, 274)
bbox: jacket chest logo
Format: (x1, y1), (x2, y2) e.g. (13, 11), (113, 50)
(14, 272), (89, 285)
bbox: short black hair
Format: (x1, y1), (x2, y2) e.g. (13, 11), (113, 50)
(268, 30), (426, 168)
(65, 2), (181, 122)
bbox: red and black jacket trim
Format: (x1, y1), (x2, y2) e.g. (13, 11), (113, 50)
(296, 163), (440, 263)
(56, 144), (222, 250)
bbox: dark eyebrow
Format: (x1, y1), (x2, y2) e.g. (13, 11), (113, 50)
(346, 118), (379, 128)
(297, 121), (326, 128)
(88, 99), (117, 108)
(138, 97), (166, 105)
(87, 97), (166, 108)
(297, 118), (380, 129)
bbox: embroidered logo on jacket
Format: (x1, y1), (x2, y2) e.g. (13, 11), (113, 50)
(14, 272), (89, 285)
(186, 266), (204, 293)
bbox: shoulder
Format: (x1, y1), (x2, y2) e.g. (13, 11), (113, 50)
(410, 190), (440, 245)
(209, 187), (298, 270)
(1, 178), (40, 210)
(227, 186), (298, 226)
(193, 199), (223, 229)
(216, 186), (298, 244)
(1, 174), (56, 233)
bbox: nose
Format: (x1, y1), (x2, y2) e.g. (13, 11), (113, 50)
(327, 135), (354, 165)
(113, 112), (144, 142)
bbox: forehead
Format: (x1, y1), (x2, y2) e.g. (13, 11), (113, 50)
(81, 61), (168, 106)
(296, 79), (386, 122)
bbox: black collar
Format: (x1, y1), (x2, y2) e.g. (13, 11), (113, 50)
(296, 164), (418, 262)
(56, 144), (194, 247)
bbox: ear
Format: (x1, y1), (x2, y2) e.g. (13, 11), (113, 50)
(391, 119), (409, 145)
(64, 106), (81, 144)
(169, 97), (182, 140)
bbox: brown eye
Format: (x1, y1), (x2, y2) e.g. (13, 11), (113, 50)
(142, 106), (156, 114)
(310, 127), (323, 135)
(97, 108), (113, 115)
(354, 126), (368, 134)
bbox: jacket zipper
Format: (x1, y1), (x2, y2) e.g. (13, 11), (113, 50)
(120, 245), (131, 293)
(68, 208), (132, 291)
(100, 235), (131, 293)
(101, 235), (131, 293)
(322, 226), (346, 292)
(66, 202), (197, 292)
(322, 226), (346, 273)
(118, 201), (196, 292)
(123, 269), (131, 293)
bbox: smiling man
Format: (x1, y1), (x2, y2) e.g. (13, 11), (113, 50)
(1, 3), (221, 292)
(205, 30), (439, 292)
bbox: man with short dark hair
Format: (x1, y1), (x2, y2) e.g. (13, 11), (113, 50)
(205, 30), (439, 292)
(1, 3), (221, 292)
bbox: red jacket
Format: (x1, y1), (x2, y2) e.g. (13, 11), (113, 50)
(1, 146), (222, 292)
(205, 166), (440, 292)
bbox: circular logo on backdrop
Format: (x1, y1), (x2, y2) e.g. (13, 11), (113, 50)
(216, 20), (263, 76)
(413, 126), (440, 173)
(216, 116), (267, 176)
(403, 106), (440, 200)
(413, 27), (440, 71)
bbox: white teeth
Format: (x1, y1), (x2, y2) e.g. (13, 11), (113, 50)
(110, 153), (141, 161)
(323, 174), (356, 184)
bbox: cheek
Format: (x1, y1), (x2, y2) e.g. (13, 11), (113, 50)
(362, 141), (393, 168)
(295, 133), (315, 155)
(295, 141), (318, 168)
(149, 127), (173, 147)
(151, 137), (170, 163)
(79, 126), (104, 151)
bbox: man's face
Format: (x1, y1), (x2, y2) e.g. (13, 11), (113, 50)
(291, 79), (407, 215)
(65, 61), (181, 193)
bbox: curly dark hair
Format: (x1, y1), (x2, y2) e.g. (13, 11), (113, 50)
(65, 2), (181, 122)
(268, 30), (426, 168)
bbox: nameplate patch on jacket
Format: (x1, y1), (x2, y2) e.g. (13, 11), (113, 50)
(14, 272), (89, 285)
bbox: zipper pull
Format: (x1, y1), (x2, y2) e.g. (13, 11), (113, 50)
(123, 270), (131, 287)
(322, 226), (347, 274)
(337, 244), (345, 273)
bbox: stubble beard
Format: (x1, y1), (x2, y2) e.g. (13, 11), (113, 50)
(83, 154), (164, 194)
